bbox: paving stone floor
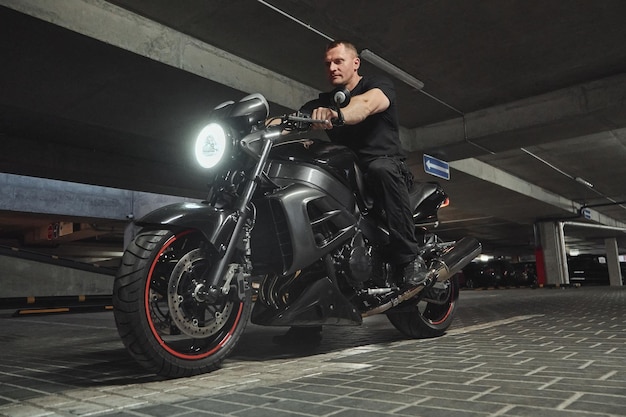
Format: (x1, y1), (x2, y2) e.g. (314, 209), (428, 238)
(1, 286), (625, 417)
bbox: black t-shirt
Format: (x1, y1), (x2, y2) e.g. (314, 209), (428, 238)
(300, 75), (404, 164)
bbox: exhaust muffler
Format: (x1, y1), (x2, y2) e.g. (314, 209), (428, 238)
(362, 237), (481, 317)
(428, 237), (482, 283)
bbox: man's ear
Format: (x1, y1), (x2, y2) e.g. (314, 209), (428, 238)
(354, 57), (361, 71)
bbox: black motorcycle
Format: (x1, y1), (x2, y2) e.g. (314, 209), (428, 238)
(112, 90), (481, 377)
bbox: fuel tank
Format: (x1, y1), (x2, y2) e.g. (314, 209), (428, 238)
(269, 140), (358, 189)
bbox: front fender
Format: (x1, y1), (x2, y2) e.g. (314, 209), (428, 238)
(137, 202), (238, 255)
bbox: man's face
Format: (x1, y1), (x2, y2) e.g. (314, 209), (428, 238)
(324, 44), (360, 87)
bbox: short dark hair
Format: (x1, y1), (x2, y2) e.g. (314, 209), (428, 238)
(326, 40), (359, 57)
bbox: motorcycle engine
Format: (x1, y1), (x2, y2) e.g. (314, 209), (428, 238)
(340, 232), (374, 285)
(348, 245), (371, 283)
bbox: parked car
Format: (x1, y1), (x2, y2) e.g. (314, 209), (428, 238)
(483, 259), (516, 287)
(567, 255), (611, 285)
(461, 260), (539, 289)
(461, 261), (489, 288)
(511, 262), (538, 287)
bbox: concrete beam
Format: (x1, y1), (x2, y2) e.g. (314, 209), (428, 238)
(1, 0), (417, 151)
(0, 0), (318, 111)
(5, 0), (626, 160)
(0, 173), (191, 221)
(450, 158), (626, 229)
(410, 72), (626, 158)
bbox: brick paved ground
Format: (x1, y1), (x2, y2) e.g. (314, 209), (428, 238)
(1, 286), (625, 417)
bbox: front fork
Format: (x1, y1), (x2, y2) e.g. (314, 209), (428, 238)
(203, 132), (278, 300)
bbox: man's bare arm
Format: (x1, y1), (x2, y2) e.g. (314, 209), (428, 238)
(311, 88), (390, 129)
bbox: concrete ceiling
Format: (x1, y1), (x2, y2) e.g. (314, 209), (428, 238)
(1, 0), (626, 262)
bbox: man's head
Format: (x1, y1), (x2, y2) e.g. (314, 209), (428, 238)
(324, 40), (361, 89)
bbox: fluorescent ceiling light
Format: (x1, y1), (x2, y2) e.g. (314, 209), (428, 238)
(575, 176), (594, 188)
(360, 49), (424, 90)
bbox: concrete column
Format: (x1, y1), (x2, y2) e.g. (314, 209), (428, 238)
(605, 238), (623, 286)
(538, 221), (569, 286)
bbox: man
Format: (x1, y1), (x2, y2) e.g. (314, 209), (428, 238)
(305, 40), (421, 284)
(274, 40), (423, 346)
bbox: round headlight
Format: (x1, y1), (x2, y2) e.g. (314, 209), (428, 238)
(194, 123), (228, 169)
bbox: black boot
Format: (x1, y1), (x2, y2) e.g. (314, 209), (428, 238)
(397, 258), (427, 288)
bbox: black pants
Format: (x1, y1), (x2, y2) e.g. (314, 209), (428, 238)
(364, 157), (418, 265)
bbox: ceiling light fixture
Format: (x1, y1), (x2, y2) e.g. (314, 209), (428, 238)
(575, 176), (594, 188)
(360, 49), (425, 91)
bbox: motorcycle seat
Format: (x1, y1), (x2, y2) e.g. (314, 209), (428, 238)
(409, 182), (439, 212)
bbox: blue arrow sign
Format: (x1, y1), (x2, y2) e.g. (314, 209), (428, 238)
(423, 154), (450, 180)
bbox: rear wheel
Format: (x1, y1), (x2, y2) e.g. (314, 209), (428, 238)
(386, 276), (459, 338)
(113, 229), (251, 378)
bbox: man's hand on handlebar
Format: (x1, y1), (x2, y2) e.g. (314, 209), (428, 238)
(311, 107), (338, 130)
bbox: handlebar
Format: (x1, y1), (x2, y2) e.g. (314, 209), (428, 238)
(276, 86), (350, 131)
(283, 113), (344, 131)
(287, 115), (326, 124)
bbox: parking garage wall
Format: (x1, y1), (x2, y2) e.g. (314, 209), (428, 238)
(0, 254), (113, 299)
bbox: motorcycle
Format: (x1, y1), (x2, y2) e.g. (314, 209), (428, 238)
(112, 89), (481, 378)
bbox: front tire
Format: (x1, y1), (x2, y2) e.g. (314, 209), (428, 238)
(113, 229), (251, 378)
(386, 276), (459, 338)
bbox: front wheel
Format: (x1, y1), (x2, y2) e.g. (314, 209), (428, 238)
(113, 229), (251, 378)
(386, 276), (459, 338)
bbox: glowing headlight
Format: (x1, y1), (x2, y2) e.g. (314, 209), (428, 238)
(194, 123), (228, 169)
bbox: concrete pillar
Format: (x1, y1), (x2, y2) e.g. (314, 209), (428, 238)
(538, 221), (569, 286)
(605, 238), (623, 286)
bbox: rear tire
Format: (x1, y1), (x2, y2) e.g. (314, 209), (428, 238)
(113, 229), (251, 378)
(386, 276), (459, 338)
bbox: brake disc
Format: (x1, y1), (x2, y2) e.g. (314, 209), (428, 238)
(167, 249), (233, 338)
